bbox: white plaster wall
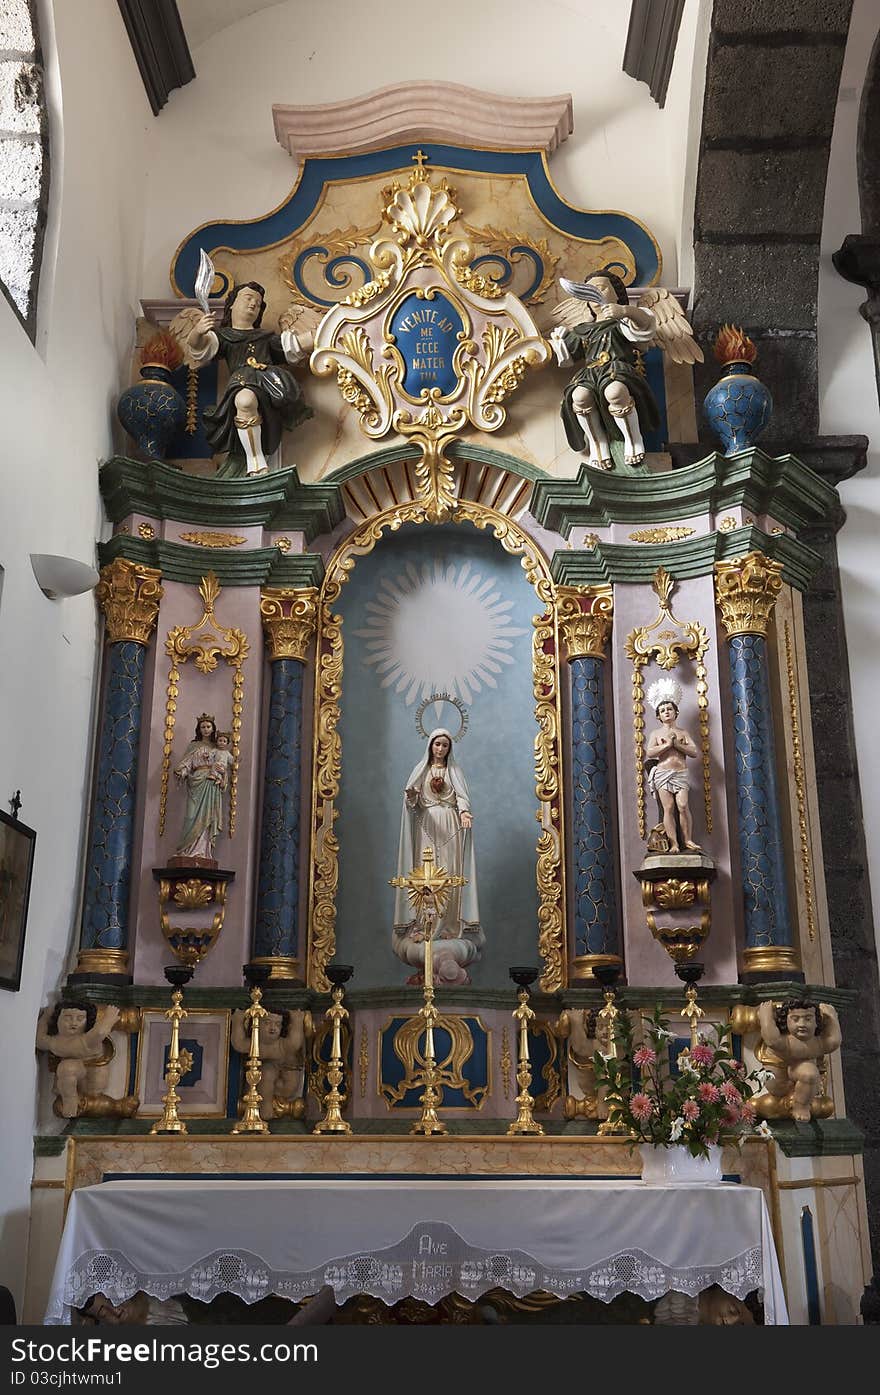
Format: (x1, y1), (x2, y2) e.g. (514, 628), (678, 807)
(0, 0), (151, 1313)
(141, 0), (707, 296)
(818, 0), (880, 959)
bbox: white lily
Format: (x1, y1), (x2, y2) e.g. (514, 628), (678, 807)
(669, 1117), (685, 1142)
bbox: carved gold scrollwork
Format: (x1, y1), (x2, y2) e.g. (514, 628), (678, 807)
(311, 167), (550, 527)
(379, 1013), (488, 1110)
(95, 558), (163, 646)
(159, 573), (248, 840)
(530, 1020), (562, 1114)
(625, 568), (712, 840)
(306, 502), (564, 994)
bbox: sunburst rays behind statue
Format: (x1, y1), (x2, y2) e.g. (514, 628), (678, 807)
(353, 558), (528, 707)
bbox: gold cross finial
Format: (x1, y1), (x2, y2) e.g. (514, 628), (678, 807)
(412, 149), (429, 169)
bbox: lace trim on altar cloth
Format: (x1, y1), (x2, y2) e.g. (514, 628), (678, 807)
(45, 1223), (765, 1323)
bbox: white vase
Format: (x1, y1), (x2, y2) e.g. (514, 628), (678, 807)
(639, 1143), (723, 1185)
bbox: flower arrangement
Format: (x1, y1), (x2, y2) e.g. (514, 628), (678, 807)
(139, 328), (183, 372)
(593, 1005), (768, 1158)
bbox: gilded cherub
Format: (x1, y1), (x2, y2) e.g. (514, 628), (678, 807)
(547, 272), (703, 470)
(755, 999), (841, 1123)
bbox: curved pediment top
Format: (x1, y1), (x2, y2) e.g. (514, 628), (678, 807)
(272, 83), (574, 162)
(170, 143), (662, 305)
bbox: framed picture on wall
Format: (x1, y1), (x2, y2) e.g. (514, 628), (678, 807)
(0, 809), (36, 992)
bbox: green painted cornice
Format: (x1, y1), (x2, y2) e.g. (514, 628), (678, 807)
(531, 448), (841, 537)
(99, 457), (345, 539)
(561, 982), (856, 1012)
(551, 525), (821, 592)
(97, 535), (325, 589)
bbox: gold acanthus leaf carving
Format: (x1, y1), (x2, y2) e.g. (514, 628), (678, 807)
(179, 532), (246, 549)
(463, 224), (560, 304)
(629, 526), (696, 545)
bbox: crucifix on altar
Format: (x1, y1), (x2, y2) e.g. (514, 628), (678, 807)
(390, 846), (467, 1135)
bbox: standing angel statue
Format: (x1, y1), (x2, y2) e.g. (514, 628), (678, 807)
(547, 270), (703, 470)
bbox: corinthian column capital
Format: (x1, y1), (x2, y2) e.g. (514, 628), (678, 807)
(260, 587), (320, 662)
(714, 552), (784, 639)
(95, 559), (163, 645)
(556, 585), (613, 661)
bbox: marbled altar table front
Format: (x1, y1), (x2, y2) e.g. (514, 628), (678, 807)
(44, 1178), (788, 1324)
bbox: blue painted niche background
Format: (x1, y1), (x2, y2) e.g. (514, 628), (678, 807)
(334, 522), (540, 989)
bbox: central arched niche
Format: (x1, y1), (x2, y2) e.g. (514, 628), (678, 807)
(332, 520), (541, 990)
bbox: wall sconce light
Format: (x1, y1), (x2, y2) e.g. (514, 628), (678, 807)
(30, 554), (100, 600)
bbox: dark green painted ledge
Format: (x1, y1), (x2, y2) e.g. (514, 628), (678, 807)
(531, 448), (840, 537)
(97, 534), (326, 588)
(34, 1116), (863, 1153)
(550, 523), (821, 591)
(99, 457), (345, 539)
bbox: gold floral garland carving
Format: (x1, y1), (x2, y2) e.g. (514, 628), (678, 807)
(784, 620), (817, 943)
(624, 568), (712, 840)
(307, 501), (565, 994)
(159, 573), (248, 840)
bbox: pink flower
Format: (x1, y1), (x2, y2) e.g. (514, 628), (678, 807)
(633, 1047), (657, 1068)
(722, 1107), (741, 1126)
(721, 1081), (742, 1105)
(733, 1059), (747, 1075)
(698, 1082), (720, 1104)
(630, 1093), (655, 1122)
(690, 1044), (714, 1067)
(681, 1099), (700, 1122)
(740, 1102), (756, 1125)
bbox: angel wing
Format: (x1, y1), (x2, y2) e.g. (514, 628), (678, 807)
(542, 293), (596, 332)
(278, 302), (325, 336)
(640, 288), (704, 365)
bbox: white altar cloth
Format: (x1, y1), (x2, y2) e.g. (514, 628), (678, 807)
(44, 1178), (788, 1324)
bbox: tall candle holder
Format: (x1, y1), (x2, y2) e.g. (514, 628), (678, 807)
(231, 962), (271, 1135)
(390, 847), (466, 1138)
(675, 961), (706, 1048)
(593, 963), (628, 1137)
(150, 964), (194, 1135)
(313, 964), (354, 1135)
(507, 966), (544, 1136)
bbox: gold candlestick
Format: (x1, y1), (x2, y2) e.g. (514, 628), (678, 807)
(411, 903), (447, 1136)
(507, 967), (543, 1136)
(313, 964), (353, 1135)
(594, 964), (628, 1137)
(232, 970), (270, 1135)
(676, 961), (705, 1048)
(390, 847), (466, 1139)
(151, 965), (194, 1135)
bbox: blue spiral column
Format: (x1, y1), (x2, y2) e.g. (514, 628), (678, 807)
(715, 553), (801, 980)
(559, 587), (622, 978)
(73, 559), (163, 981)
(252, 589), (319, 981)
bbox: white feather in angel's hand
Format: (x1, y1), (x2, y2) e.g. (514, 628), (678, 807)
(640, 288), (704, 365)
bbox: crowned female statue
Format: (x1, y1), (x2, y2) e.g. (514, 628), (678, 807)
(172, 714), (233, 866)
(392, 728), (484, 985)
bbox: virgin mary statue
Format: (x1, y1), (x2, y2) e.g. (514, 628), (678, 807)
(392, 729), (484, 985)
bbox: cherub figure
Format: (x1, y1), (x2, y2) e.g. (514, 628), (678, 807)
(547, 272), (703, 470)
(755, 999), (841, 1123)
(35, 1002), (136, 1118)
(645, 678), (701, 853)
(231, 1006), (313, 1120)
(555, 1007), (613, 1121)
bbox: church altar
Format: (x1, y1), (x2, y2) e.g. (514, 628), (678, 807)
(44, 1177), (787, 1324)
(24, 82), (874, 1329)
